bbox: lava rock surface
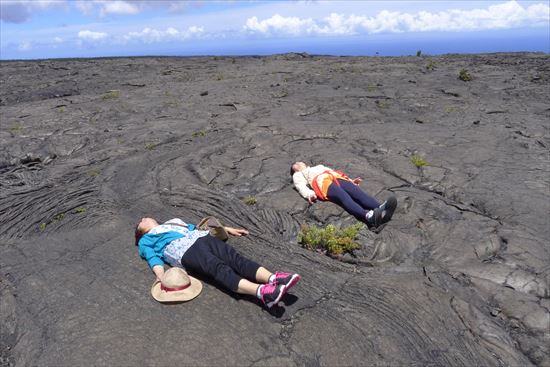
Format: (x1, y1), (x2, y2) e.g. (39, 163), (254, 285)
(1, 53), (549, 366)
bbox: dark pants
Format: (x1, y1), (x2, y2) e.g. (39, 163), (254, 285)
(181, 235), (261, 292)
(327, 179), (380, 222)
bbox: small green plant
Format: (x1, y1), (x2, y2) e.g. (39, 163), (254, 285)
(410, 154), (428, 168)
(75, 207), (87, 214)
(102, 90), (120, 100)
(375, 100), (388, 109)
(367, 84), (377, 92)
(39, 222), (47, 231)
(145, 142), (155, 150)
(444, 106), (457, 114)
(216, 74), (224, 81)
(192, 130), (207, 138)
(416, 50), (422, 57)
(9, 123), (23, 133)
(88, 169), (100, 177)
(298, 223), (363, 256)
(54, 213), (65, 221)
(58, 106), (66, 113)
(242, 196), (257, 205)
(426, 61), (435, 71)
(458, 69), (472, 81)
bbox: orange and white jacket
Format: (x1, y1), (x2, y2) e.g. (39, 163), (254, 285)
(292, 165), (347, 200)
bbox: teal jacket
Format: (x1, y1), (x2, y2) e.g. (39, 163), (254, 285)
(138, 231), (184, 269)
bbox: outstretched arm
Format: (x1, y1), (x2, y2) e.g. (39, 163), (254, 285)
(292, 173), (317, 202)
(224, 226), (249, 236)
(152, 265), (165, 281)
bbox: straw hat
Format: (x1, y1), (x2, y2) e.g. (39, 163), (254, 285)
(151, 267), (202, 303)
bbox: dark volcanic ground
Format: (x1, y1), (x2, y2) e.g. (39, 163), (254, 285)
(0, 53), (549, 366)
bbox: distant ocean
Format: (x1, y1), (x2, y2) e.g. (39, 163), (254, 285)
(1, 28), (548, 60)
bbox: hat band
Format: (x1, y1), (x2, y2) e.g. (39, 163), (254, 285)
(161, 282), (191, 292)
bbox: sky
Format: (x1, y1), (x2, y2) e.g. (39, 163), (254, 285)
(0, 0), (549, 60)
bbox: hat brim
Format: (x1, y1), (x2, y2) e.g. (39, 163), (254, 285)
(150, 276), (202, 303)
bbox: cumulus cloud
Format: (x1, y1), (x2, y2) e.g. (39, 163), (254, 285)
(78, 30), (109, 41)
(1, 0), (63, 23)
(244, 1), (550, 36)
(123, 26), (204, 43)
(100, 0), (139, 16)
(18, 41), (32, 51)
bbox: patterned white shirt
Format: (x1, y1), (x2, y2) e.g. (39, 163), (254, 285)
(149, 218), (209, 267)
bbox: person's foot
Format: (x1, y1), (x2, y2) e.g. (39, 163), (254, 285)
(366, 207), (382, 229)
(259, 284), (285, 308)
(270, 272), (301, 293)
(379, 195), (397, 224)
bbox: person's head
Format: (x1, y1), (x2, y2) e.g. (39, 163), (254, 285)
(290, 161), (307, 177)
(134, 217), (159, 246)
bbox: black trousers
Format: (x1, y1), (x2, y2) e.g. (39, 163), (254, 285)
(181, 235), (261, 292)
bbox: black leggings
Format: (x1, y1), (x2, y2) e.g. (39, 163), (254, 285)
(327, 179), (380, 222)
(181, 235), (261, 292)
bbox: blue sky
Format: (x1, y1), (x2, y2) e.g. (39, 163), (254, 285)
(1, 0), (549, 59)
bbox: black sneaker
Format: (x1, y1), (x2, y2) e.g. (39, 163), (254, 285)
(380, 195), (397, 224)
(366, 207), (382, 229)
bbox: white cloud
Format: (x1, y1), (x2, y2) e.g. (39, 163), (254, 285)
(123, 26), (203, 43)
(78, 30), (109, 41)
(54, 37), (63, 43)
(100, 0), (139, 16)
(244, 1), (550, 36)
(1, 0), (65, 23)
(18, 41), (31, 51)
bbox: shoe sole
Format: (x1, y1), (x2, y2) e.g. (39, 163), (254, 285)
(265, 287), (285, 308)
(381, 196), (397, 224)
(281, 274), (301, 294)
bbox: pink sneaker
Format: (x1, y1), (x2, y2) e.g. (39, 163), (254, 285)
(259, 284), (285, 308)
(270, 272), (301, 293)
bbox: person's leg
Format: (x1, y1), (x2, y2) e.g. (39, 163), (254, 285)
(206, 235), (266, 282)
(181, 236), (244, 292)
(327, 181), (369, 221)
(337, 179), (381, 210)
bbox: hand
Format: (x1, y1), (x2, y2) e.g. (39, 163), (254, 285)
(308, 194), (317, 204)
(225, 227), (250, 236)
(352, 177), (363, 185)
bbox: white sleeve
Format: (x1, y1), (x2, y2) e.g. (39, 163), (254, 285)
(293, 173), (316, 199)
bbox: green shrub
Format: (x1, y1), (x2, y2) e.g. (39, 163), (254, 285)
(102, 90), (120, 99)
(192, 130), (207, 138)
(416, 50), (422, 57)
(410, 154), (428, 168)
(426, 61), (435, 71)
(459, 69), (472, 81)
(242, 196), (257, 205)
(298, 223), (363, 256)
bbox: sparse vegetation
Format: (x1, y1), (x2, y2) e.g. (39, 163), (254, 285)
(58, 106), (66, 113)
(375, 100), (388, 109)
(39, 223), (47, 231)
(242, 196), (257, 205)
(298, 223), (363, 256)
(88, 169), (100, 177)
(216, 74), (224, 81)
(10, 123), (23, 133)
(54, 213), (65, 221)
(192, 130), (207, 138)
(145, 142), (155, 150)
(102, 90), (120, 99)
(459, 69), (472, 81)
(410, 154), (428, 168)
(426, 61), (435, 71)
(444, 106), (457, 114)
(74, 207), (87, 214)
